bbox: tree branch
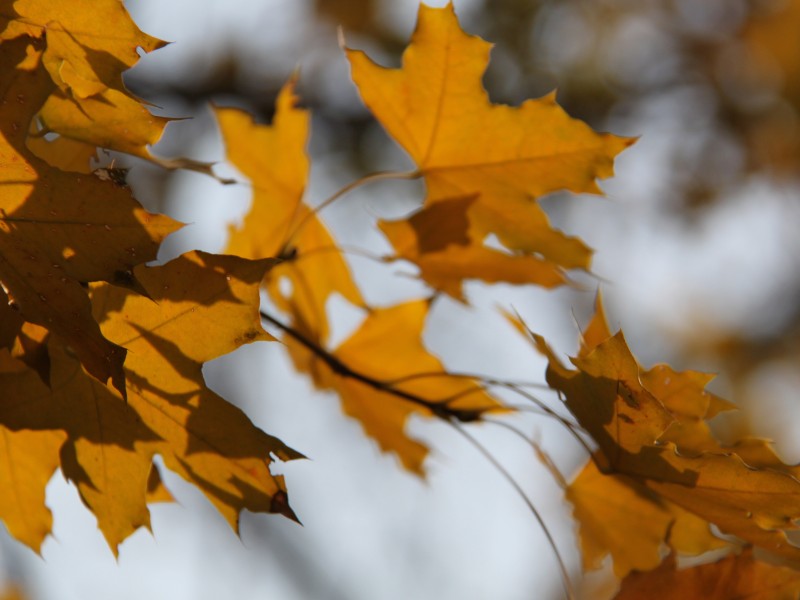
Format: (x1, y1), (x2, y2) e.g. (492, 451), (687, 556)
(260, 309), (488, 423)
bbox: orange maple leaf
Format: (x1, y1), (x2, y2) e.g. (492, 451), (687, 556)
(615, 549), (800, 600)
(531, 298), (800, 566)
(279, 300), (503, 474)
(347, 3), (633, 298)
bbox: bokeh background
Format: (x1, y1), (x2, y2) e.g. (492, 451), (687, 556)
(2, 0), (800, 598)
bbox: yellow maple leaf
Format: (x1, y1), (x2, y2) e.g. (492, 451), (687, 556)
(347, 3), (632, 296)
(283, 300), (502, 474)
(1, 0), (170, 165)
(0, 37), (180, 396)
(567, 459), (726, 578)
(379, 196), (567, 300)
(535, 303), (800, 562)
(217, 79), (364, 342)
(0, 424), (64, 553)
(94, 251), (302, 545)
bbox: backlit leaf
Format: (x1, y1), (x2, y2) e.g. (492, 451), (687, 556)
(1, 0), (170, 163)
(348, 3), (632, 296)
(288, 300), (502, 474)
(218, 79), (364, 342)
(537, 305), (800, 563)
(0, 252), (300, 553)
(568, 459), (728, 578)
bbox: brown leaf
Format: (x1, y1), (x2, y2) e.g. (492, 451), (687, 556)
(615, 549), (800, 600)
(0, 37), (180, 396)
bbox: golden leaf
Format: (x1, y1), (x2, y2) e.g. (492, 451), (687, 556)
(287, 300), (502, 474)
(348, 3), (632, 295)
(218, 79), (364, 342)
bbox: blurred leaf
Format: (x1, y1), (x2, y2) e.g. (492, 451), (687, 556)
(615, 549), (800, 600)
(218, 79), (364, 343)
(287, 300), (503, 474)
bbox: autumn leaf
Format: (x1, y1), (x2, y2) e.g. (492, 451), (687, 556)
(534, 302), (800, 564)
(0, 36), (180, 396)
(0, 424), (64, 553)
(217, 79), (364, 343)
(0, 252), (301, 553)
(615, 549), (800, 600)
(566, 459), (727, 578)
(92, 251), (302, 545)
(347, 3), (632, 297)
(379, 195), (567, 300)
(0, 0), (170, 165)
(537, 331), (675, 471)
(279, 300), (502, 474)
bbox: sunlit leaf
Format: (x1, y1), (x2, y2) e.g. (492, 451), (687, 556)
(287, 300), (502, 474)
(348, 3), (632, 296)
(218, 79), (364, 342)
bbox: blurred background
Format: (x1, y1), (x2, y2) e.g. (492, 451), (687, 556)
(2, 0), (800, 598)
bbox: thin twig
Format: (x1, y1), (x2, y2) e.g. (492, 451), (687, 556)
(385, 370), (552, 391)
(496, 383), (595, 457)
(482, 418), (568, 489)
(262, 309), (576, 598)
(282, 169), (420, 249)
(260, 309), (486, 422)
(448, 422), (575, 600)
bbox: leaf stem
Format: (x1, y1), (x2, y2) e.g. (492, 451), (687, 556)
(482, 418), (568, 489)
(385, 370), (552, 391)
(282, 169), (420, 249)
(494, 382), (595, 457)
(261, 310), (576, 598)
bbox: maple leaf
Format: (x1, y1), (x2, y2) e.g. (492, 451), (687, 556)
(379, 196), (567, 300)
(566, 459), (727, 578)
(347, 3), (633, 298)
(91, 251), (302, 547)
(534, 301), (800, 564)
(277, 300), (502, 474)
(0, 401), (64, 553)
(0, 36), (180, 396)
(614, 549), (800, 600)
(217, 79), (364, 343)
(0, 252), (301, 553)
(0, 0), (170, 166)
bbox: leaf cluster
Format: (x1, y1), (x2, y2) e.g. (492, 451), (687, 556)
(1, 2), (799, 598)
